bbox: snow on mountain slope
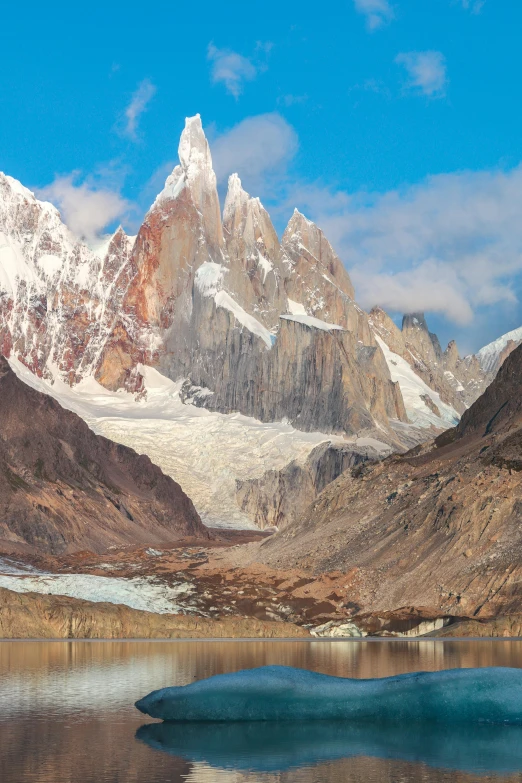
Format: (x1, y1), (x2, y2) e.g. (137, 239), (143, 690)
(375, 336), (459, 429)
(9, 358), (336, 529)
(281, 313), (344, 332)
(0, 570), (194, 614)
(477, 325), (522, 374)
(0, 172), (135, 381)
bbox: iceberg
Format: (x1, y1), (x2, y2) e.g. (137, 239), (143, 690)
(135, 664), (522, 724)
(136, 720), (522, 775)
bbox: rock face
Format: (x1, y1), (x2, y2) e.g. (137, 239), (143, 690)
(97, 117), (407, 436)
(0, 173), (136, 384)
(236, 440), (389, 530)
(0, 115), (409, 440)
(252, 343), (522, 619)
(0, 356), (206, 553)
(0, 587), (308, 639)
(1, 114), (515, 447)
(369, 308), (488, 426)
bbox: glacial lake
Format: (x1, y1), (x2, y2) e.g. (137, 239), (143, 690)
(2, 640), (522, 782)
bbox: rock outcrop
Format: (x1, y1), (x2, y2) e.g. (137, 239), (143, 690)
(0, 356), (206, 553)
(236, 440), (389, 530)
(0, 586), (309, 638)
(249, 343), (522, 619)
(370, 308), (488, 414)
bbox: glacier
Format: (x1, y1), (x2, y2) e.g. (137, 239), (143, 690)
(136, 720), (522, 775)
(135, 664), (522, 723)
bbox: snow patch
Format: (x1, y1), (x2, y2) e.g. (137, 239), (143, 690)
(257, 253), (273, 282)
(376, 336), (459, 429)
(0, 572), (194, 614)
(477, 326), (522, 373)
(194, 262), (226, 296)
(287, 299), (307, 316)
(37, 254), (63, 277)
(214, 290), (274, 348)
(281, 314), (344, 332)
(153, 166), (186, 207)
(9, 358), (334, 529)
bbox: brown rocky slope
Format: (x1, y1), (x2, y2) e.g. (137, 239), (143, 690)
(0, 356), (207, 554)
(245, 342), (522, 621)
(0, 587), (308, 639)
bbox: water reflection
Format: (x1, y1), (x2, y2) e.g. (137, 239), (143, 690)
(138, 720), (522, 776)
(2, 640), (522, 782)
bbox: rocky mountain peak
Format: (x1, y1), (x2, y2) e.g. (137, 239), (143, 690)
(402, 312), (442, 365)
(178, 114), (213, 177)
(369, 308), (403, 354)
(281, 209), (356, 324)
(443, 339), (460, 371)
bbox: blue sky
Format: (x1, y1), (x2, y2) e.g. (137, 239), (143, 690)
(2, 0), (521, 353)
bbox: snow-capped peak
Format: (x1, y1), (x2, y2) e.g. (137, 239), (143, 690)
(477, 325), (522, 373)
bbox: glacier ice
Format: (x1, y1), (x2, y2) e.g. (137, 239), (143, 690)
(136, 720), (522, 775)
(135, 664), (522, 723)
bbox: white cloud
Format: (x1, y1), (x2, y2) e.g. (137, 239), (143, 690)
(354, 0), (394, 30)
(207, 44), (257, 98)
(210, 113), (298, 192)
(123, 79), (157, 140)
(283, 166), (522, 324)
(396, 51), (447, 97)
(38, 174), (131, 243)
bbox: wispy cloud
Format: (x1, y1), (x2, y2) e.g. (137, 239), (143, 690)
(395, 51), (447, 97)
(207, 44), (257, 98)
(123, 78), (157, 140)
(207, 42), (272, 98)
(210, 113), (298, 194)
(282, 166), (522, 325)
(277, 94), (308, 107)
(38, 173), (131, 243)
(354, 0), (394, 30)
(461, 0), (485, 12)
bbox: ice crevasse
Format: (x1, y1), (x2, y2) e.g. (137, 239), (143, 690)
(136, 665), (522, 723)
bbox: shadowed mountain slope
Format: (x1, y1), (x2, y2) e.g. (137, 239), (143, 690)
(0, 357), (207, 553)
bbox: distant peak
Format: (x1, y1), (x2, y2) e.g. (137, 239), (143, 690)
(402, 312), (429, 332)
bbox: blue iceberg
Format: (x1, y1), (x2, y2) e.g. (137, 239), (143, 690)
(136, 720), (522, 775)
(135, 664), (522, 724)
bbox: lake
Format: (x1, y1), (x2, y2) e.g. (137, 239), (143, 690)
(1, 639), (522, 782)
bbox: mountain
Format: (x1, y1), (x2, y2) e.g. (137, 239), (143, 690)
(1, 112), (520, 538)
(251, 342), (522, 620)
(0, 356), (206, 554)
(369, 308), (488, 426)
(0, 116), (405, 442)
(476, 325), (522, 376)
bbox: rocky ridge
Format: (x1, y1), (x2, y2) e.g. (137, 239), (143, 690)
(369, 308), (488, 419)
(242, 342), (522, 621)
(0, 355), (206, 554)
(1, 116), (408, 441)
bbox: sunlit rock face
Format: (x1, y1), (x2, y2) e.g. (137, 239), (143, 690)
(0, 114), (413, 438)
(0, 173), (135, 384)
(369, 306), (488, 417)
